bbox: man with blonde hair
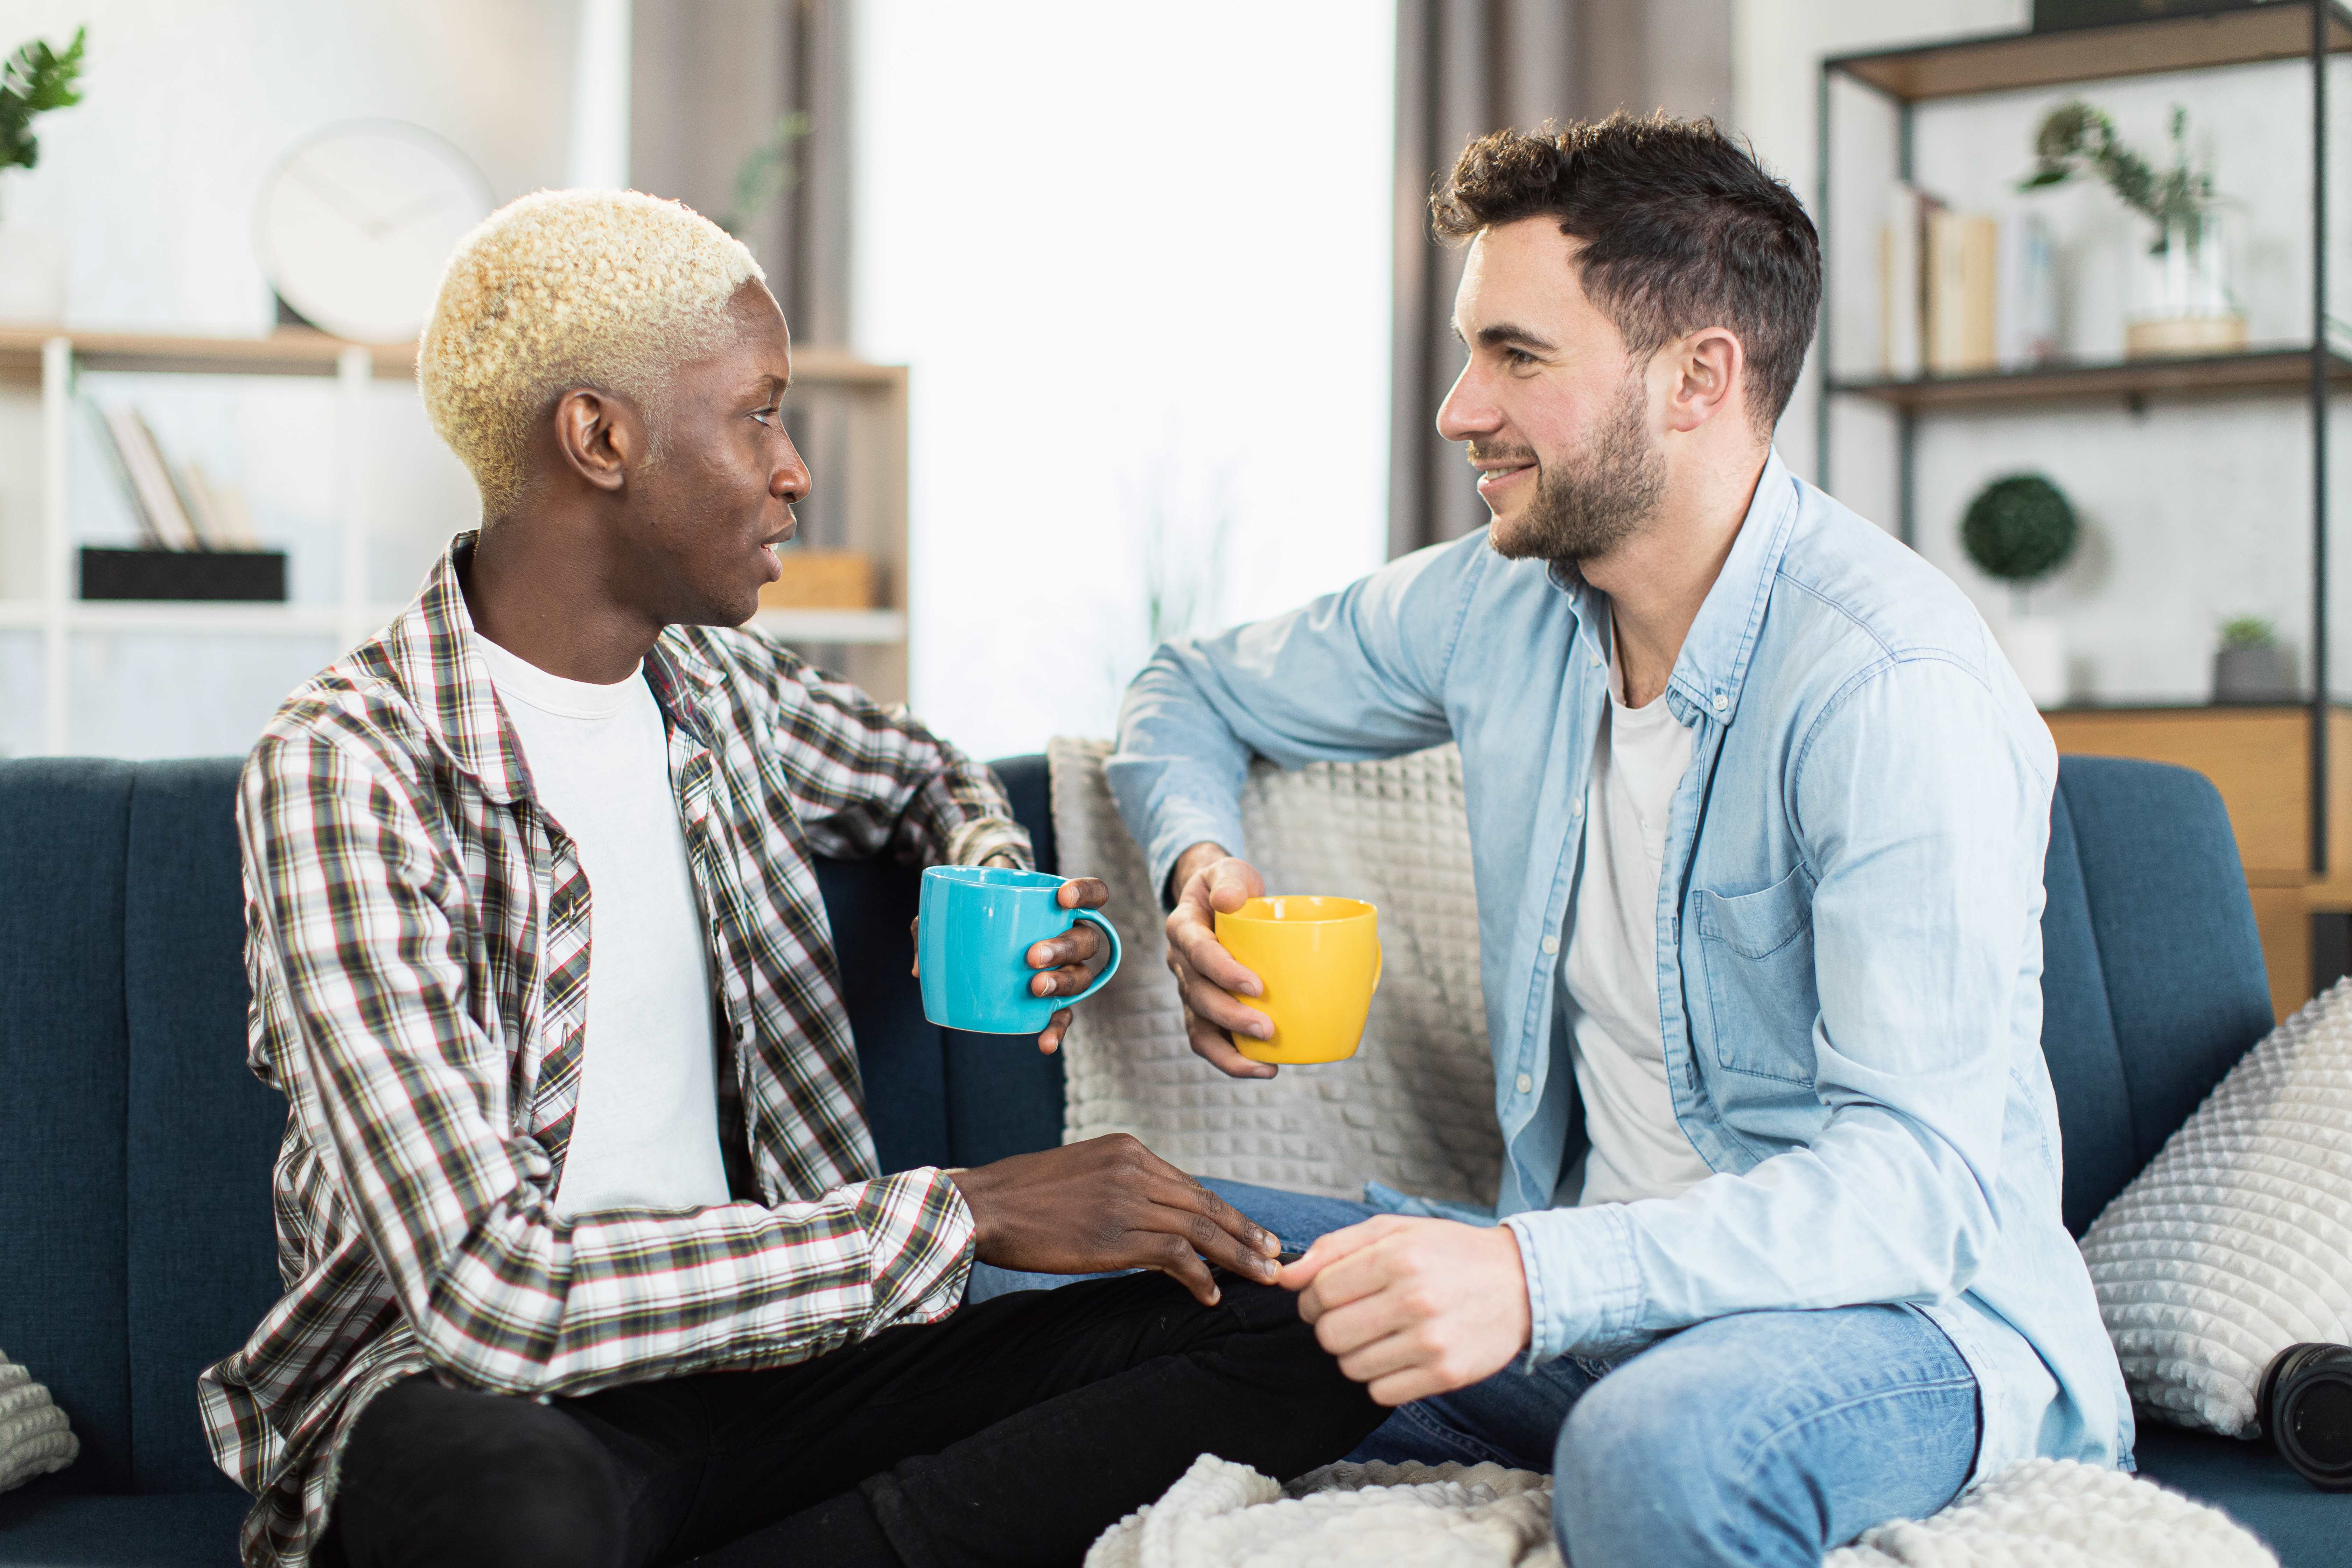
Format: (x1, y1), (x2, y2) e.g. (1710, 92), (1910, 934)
(200, 190), (1380, 1568)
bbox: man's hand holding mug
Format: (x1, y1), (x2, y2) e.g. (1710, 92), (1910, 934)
(1164, 841), (1279, 1077)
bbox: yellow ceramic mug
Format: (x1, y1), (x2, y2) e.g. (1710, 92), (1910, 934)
(1214, 896), (1384, 1064)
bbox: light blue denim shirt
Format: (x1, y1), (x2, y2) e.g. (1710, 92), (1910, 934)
(1109, 452), (2130, 1483)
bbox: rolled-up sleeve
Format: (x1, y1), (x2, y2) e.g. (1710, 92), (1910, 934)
(1110, 535), (1482, 892)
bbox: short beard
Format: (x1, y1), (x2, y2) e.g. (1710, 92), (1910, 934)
(1484, 374), (1666, 565)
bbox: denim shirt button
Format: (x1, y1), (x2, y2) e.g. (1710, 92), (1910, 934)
(1712, 693), (1728, 712)
(1541, 934), (1560, 954)
(1515, 1073), (1534, 1095)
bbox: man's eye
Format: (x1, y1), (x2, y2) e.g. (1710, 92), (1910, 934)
(1504, 348), (1536, 367)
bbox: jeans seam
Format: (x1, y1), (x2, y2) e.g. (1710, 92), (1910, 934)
(1730, 1372), (1979, 1490)
(1389, 1399), (1526, 1470)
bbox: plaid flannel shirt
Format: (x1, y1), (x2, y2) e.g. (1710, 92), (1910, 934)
(198, 536), (1030, 1568)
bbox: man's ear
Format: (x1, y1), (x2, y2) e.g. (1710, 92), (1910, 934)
(1661, 326), (1744, 436)
(550, 387), (642, 493)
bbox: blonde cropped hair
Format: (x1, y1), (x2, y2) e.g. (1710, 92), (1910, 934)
(419, 189), (766, 514)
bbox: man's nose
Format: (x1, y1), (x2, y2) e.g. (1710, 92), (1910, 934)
(774, 437), (811, 502)
(1435, 362), (1499, 444)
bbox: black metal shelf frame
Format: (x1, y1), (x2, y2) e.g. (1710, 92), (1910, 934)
(1816, 1), (2347, 872)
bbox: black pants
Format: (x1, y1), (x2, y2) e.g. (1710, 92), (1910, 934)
(318, 1270), (1382, 1568)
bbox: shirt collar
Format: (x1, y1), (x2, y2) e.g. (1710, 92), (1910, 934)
(1668, 448), (1800, 729)
(378, 532), (727, 805)
(1540, 449), (1800, 729)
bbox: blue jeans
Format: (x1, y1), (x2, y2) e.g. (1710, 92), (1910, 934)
(968, 1178), (1981, 1567)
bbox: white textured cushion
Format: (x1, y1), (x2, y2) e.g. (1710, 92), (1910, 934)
(2078, 978), (2352, 1436)
(1051, 737), (1504, 1206)
(0, 1351), (78, 1493)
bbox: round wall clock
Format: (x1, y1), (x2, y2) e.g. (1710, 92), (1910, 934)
(255, 119), (494, 344)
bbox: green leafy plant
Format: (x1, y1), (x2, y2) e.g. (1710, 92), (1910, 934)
(721, 112), (810, 238)
(2219, 615), (2276, 652)
(1962, 474), (2078, 606)
(0, 26), (86, 175)
(2018, 100), (2212, 253)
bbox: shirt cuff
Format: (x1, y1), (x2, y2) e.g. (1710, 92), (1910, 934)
(945, 817), (1034, 871)
(1503, 1203), (1645, 1365)
(1142, 803), (1251, 909)
(853, 1167), (978, 1332)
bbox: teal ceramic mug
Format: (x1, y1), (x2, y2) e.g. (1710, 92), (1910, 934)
(917, 866), (1122, 1034)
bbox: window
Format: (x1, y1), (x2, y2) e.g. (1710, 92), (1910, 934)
(855, 0), (1396, 757)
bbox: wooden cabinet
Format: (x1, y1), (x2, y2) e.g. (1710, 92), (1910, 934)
(2043, 705), (2348, 1021)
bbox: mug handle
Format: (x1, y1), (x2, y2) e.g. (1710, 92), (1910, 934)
(1371, 938), (1383, 992)
(1064, 909), (1122, 1006)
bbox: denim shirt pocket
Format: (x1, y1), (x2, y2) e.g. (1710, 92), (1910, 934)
(1694, 862), (1819, 1083)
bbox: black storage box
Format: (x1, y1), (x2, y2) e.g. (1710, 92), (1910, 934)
(79, 547), (287, 602)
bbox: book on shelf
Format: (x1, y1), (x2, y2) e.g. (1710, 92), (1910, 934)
(1925, 210), (1998, 376)
(1879, 181), (1937, 380)
(88, 402), (261, 552)
(93, 402), (200, 549)
(1881, 187), (2062, 383)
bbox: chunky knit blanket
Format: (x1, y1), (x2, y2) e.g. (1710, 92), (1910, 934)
(1048, 737), (1502, 1205)
(1086, 1454), (2277, 1568)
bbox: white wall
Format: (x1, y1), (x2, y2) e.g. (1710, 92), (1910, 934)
(0, 0), (572, 756)
(1734, 0), (2352, 705)
(854, 0), (1395, 760)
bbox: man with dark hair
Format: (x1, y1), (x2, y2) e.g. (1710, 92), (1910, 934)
(1111, 114), (2128, 1565)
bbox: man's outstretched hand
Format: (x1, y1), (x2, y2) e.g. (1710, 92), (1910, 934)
(1163, 841), (1279, 1079)
(1280, 1214), (1533, 1405)
(947, 1135), (1280, 1306)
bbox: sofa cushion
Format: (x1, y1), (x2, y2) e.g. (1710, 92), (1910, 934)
(942, 755), (1067, 1167)
(0, 1486), (246, 1565)
(2134, 1421), (2347, 1568)
(121, 761), (283, 1496)
(2039, 770), (2141, 1235)
(0, 760), (136, 1493)
(2047, 758), (2275, 1182)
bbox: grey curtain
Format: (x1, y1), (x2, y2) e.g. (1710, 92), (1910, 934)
(1389, 0), (1732, 559)
(632, 0), (857, 555)
(631, 0), (853, 344)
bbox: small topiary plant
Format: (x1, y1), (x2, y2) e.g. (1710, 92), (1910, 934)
(1961, 474), (2078, 610)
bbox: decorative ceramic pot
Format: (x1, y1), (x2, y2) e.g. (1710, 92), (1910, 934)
(1999, 615), (2068, 710)
(2213, 645), (2296, 704)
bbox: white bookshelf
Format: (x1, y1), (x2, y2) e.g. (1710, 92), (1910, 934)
(0, 328), (912, 755)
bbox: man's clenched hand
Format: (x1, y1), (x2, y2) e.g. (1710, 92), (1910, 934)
(947, 1135), (1280, 1306)
(1280, 1214), (1533, 1406)
(1163, 841), (1278, 1078)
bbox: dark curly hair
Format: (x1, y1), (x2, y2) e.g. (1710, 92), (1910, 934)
(1433, 113), (1820, 431)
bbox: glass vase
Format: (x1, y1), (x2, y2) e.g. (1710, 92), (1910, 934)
(2125, 205), (2244, 358)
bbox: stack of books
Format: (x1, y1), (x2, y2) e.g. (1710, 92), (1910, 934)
(82, 402), (285, 601)
(1881, 183), (2060, 380)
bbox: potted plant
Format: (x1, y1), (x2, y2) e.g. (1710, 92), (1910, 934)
(2213, 616), (2296, 704)
(0, 25), (84, 324)
(1962, 472), (2079, 707)
(2019, 100), (2242, 358)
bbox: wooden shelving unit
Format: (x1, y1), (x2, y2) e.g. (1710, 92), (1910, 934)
(1829, 345), (2352, 410)
(1822, 3), (2352, 1009)
(0, 327), (912, 755)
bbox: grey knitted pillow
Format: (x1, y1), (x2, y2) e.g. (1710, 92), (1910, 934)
(0, 1351), (78, 1492)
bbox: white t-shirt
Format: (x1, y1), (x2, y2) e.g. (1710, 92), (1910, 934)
(1560, 631), (1717, 1207)
(472, 634), (732, 1219)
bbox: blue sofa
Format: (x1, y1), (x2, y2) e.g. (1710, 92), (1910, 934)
(0, 753), (2341, 1564)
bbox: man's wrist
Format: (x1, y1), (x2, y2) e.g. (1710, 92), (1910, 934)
(1163, 841), (1229, 911)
